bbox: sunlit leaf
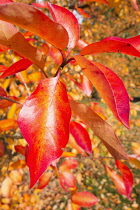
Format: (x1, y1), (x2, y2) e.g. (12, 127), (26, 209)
(116, 160), (133, 198)
(0, 119), (17, 132)
(0, 20), (45, 70)
(70, 121), (92, 155)
(105, 165), (126, 196)
(48, 2), (80, 49)
(49, 47), (63, 65)
(74, 55), (130, 128)
(18, 75), (71, 188)
(80, 36), (140, 57)
(66, 200), (81, 210)
(72, 191), (98, 207)
(32, 2), (49, 9)
(70, 100), (128, 159)
(9, 170), (22, 185)
(0, 2), (68, 49)
(28, 71), (42, 83)
(8, 159), (26, 171)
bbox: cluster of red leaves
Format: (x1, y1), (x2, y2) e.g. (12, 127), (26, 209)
(0, 0), (140, 208)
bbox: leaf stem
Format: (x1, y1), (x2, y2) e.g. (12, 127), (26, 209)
(0, 96), (22, 105)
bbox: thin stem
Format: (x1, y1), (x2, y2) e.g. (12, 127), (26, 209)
(0, 96), (22, 105)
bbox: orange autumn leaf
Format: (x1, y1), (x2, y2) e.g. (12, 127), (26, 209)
(0, 119), (17, 132)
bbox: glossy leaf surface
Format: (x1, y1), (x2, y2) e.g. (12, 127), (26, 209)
(116, 160), (133, 198)
(105, 165), (126, 196)
(18, 76), (71, 188)
(0, 20), (45, 70)
(70, 121), (92, 155)
(0, 59), (32, 79)
(80, 36), (140, 57)
(0, 2), (68, 49)
(74, 55), (130, 128)
(70, 100), (128, 159)
(48, 3), (80, 49)
(72, 191), (98, 207)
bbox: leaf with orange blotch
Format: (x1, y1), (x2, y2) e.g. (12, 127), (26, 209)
(0, 20), (45, 70)
(128, 154), (140, 168)
(0, 59), (32, 79)
(14, 145), (26, 156)
(0, 86), (7, 97)
(37, 172), (53, 189)
(70, 100), (128, 160)
(42, 43), (50, 55)
(1, 177), (13, 197)
(105, 165), (126, 196)
(80, 0), (109, 4)
(59, 171), (77, 191)
(59, 159), (78, 172)
(115, 160), (133, 199)
(0, 119), (17, 132)
(69, 134), (86, 155)
(49, 47), (63, 65)
(80, 36), (140, 57)
(70, 121), (92, 155)
(0, 2), (68, 49)
(48, 3), (80, 49)
(72, 191), (98, 207)
(0, 64), (8, 72)
(18, 75), (71, 188)
(74, 55), (130, 128)
(0, 141), (4, 156)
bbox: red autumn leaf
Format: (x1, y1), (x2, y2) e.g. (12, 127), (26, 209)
(116, 160), (133, 198)
(128, 154), (140, 168)
(37, 172), (53, 189)
(18, 75), (71, 188)
(0, 86), (7, 97)
(0, 96), (18, 108)
(105, 165), (126, 196)
(0, 20), (45, 70)
(14, 145), (26, 156)
(0, 141), (4, 156)
(70, 121), (92, 155)
(0, 44), (9, 52)
(0, 119), (18, 132)
(0, 65), (7, 72)
(59, 171), (77, 191)
(79, 0), (109, 4)
(42, 43), (50, 55)
(0, 0), (13, 4)
(70, 100), (128, 160)
(48, 3), (80, 49)
(74, 55), (130, 128)
(72, 191), (98, 207)
(32, 2), (49, 9)
(0, 2), (68, 49)
(49, 47), (63, 65)
(59, 159), (78, 172)
(0, 59), (32, 79)
(80, 36), (140, 57)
